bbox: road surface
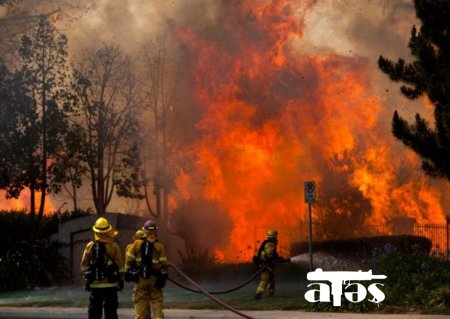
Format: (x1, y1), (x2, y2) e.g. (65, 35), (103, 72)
(0, 307), (449, 319)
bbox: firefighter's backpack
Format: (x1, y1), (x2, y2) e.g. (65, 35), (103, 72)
(86, 241), (119, 283)
(140, 239), (155, 279)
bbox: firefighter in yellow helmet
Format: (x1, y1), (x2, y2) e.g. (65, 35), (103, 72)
(253, 229), (290, 300)
(125, 220), (168, 319)
(80, 217), (124, 319)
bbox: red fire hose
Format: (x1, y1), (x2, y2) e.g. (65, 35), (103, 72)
(168, 263), (255, 319)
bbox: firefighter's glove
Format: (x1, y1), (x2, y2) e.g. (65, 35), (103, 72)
(118, 279), (124, 292)
(131, 269), (140, 283)
(155, 270), (168, 289)
(84, 280), (91, 292)
(124, 270), (133, 283)
(84, 270), (94, 283)
(83, 271), (93, 291)
(125, 269), (140, 283)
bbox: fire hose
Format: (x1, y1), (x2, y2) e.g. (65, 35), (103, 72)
(168, 264), (267, 294)
(168, 263), (256, 319)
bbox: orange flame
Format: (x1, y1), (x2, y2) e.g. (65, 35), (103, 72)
(172, 1), (446, 261)
(0, 190), (27, 211)
(0, 190), (55, 216)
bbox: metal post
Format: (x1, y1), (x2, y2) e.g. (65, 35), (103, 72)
(304, 181), (316, 271)
(307, 202), (313, 271)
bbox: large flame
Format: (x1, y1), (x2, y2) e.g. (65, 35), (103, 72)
(171, 1), (446, 262)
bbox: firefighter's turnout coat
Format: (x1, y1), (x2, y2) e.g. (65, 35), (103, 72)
(80, 232), (124, 289)
(256, 240), (277, 295)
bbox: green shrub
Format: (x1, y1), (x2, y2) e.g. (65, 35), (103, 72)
(294, 235), (449, 313)
(373, 249), (450, 313)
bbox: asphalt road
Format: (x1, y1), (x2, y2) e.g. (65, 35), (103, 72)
(0, 307), (449, 319)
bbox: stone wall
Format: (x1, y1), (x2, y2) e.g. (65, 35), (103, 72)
(57, 213), (186, 285)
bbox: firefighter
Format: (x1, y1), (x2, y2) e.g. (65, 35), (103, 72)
(253, 229), (290, 299)
(80, 217), (124, 319)
(125, 220), (168, 319)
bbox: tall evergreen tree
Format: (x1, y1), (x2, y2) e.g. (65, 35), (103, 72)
(0, 63), (38, 201)
(0, 16), (73, 222)
(378, 0), (450, 179)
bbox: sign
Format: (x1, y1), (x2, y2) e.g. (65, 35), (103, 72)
(304, 268), (386, 306)
(304, 181), (316, 203)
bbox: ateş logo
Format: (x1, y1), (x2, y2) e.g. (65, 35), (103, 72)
(304, 268), (386, 306)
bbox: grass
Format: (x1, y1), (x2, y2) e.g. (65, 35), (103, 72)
(0, 263), (308, 310)
(0, 260), (449, 315)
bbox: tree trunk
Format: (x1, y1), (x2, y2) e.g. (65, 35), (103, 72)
(97, 103), (105, 215)
(71, 178), (78, 211)
(155, 186), (161, 220)
(97, 162), (104, 214)
(30, 185), (35, 219)
(37, 82), (47, 225)
(162, 187), (169, 227)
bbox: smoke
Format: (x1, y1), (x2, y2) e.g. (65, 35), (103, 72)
(170, 198), (232, 255)
(300, 0), (416, 57)
(1, 1), (448, 259)
(67, 0), (220, 55)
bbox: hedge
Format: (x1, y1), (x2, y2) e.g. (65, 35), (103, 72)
(291, 235), (432, 261)
(0, 210), (90, 291)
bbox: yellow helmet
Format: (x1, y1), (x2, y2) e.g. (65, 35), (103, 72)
(267, 229), (278, 238)
(92, 217), (113, 233)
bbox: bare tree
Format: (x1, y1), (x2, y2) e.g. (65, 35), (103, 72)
(72, 44), (144, 215)
(0, 0), (85, 63)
